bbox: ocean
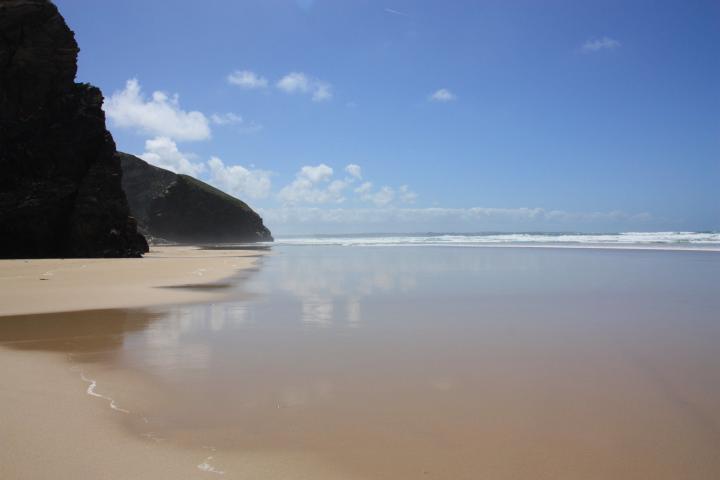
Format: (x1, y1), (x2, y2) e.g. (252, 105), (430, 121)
(270, 231), (720, 249)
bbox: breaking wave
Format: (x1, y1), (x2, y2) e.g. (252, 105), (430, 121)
(272, 232), (720, 250)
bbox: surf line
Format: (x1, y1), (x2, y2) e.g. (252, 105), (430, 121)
(198, 446), (225, 475)
(197, 457), (225, 475)
(79, 372), (130, 414)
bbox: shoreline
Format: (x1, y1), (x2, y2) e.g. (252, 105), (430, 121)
(0, 347), (358, 480)
(0, 245), (266, 317)
(272, 241), (720, 252)
(0, 246), (358, 479)
(2, 245), (719, 479)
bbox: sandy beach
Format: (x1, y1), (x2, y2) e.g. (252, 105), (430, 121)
(0, 246), (264, 316)
(0, 245), (362, 479)
(0, 347), (364, 480)
(0, 245), (344, 480)
(2, 0), (717, 477)
(2, 246), (720, 479)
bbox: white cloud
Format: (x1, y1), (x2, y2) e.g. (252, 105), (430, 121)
(210, 112), (263, 133)
(105, 79), (210, 141)
(207, 157), (272, 199)
(429, 88), (456, 102)
(581, 37), (621, 53)
(276, 72), (333, 101)
(299, 164), (334, 182)
(278, 178), (344, 204)
(137, 137), (270, 200)
(345, 164), (362, 179)
(328, 179), (349, 195)
(236, 122), (264, 134)
(276, 72), (310, 93)
(277, 163), (415, 207)
(361, 186), (395, 206)
(354, 181), (372, 194)
(139, 136), (205, 177)
(312, 83), (333, 102)
(210, 112), (243, 125)
(384, 8), (410, 17)
(227, 70), (268, 89)
(398, 185), (418, 204)
(278, 164), (347, 204)
(355, 181), (416, 207)
(259, 206), (652, 234)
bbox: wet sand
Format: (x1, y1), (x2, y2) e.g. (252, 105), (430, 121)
(1, 246), (720, 479)
(0, 245), (263, 316)
(0, 347), (361, 480)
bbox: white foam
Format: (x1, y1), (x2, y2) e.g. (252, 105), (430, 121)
(79, 372), (130, 414)
(140, 432), (163, 444)
(273, 232), (720, 250)
(197, 456), (224, 475)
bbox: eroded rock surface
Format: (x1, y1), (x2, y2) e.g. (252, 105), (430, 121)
(0, 0), (147, 258)
(120, 153), (273, 244)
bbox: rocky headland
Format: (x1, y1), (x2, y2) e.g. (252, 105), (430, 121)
(0, 0), (148, 258)
(119, 153), (272, 244)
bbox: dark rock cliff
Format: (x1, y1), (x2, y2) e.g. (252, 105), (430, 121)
(119, 153), (273, 244)
(0, 0), (148, 258)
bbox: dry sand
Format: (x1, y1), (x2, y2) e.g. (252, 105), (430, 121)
(0, 245), (263, 316)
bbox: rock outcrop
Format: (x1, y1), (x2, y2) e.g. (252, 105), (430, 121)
(0, 0), (147, 258)
(119, 153), (273, 244)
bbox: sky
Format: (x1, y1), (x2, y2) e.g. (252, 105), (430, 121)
(55, 0), (719, 234)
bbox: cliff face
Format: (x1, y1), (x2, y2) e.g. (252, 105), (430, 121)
(0, 0), (147, 258)
(119, 153), (273, 244)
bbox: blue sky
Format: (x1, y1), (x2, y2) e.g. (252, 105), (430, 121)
(55, 0), (719, 234)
